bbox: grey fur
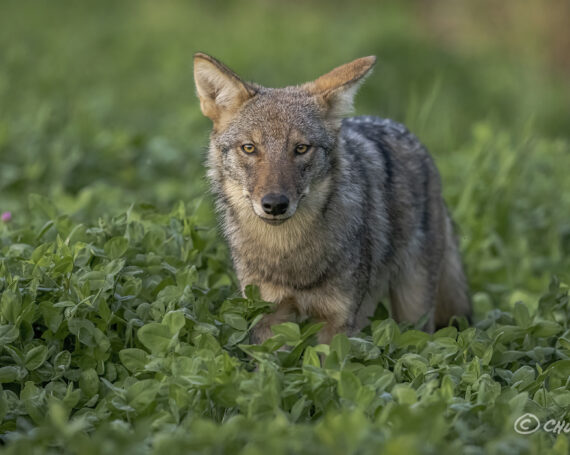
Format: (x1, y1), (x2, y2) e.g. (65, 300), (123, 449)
(194, 53), (472, 344)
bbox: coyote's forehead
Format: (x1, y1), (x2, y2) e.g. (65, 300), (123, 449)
(216, 88), (334, 148)
(244, 87), (321, 124)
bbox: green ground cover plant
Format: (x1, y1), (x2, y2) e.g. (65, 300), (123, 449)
(1, 1), (569, 453)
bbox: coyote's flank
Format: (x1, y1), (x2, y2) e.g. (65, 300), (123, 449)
(193, 53), (472, 344)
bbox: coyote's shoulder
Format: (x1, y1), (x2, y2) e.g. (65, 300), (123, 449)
(193, 53), (471, 343)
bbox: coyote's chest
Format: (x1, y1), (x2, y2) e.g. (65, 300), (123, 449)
(228, 212), (330, 288)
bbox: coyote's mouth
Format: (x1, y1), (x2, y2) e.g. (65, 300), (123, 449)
(257, 215), (291, 225)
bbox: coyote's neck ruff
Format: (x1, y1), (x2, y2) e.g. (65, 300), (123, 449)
(194, 53), (471, 344)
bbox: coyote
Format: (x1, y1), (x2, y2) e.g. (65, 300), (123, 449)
(193, 53), (471, 344)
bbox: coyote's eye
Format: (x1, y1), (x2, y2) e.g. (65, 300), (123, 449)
(241, 144), (256, 154)
(295, 144), (310, 154)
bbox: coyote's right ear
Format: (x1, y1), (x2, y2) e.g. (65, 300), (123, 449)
(193, 53), (256, 126)
(303, 56), (376, 120)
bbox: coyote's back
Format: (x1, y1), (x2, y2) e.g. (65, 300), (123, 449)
(193, 53), (471, 343)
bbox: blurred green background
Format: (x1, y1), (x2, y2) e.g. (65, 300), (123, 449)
(1, 0), (569, 317)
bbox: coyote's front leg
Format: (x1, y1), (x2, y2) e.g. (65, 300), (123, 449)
(310, 291), (352, 345)
(249, 296), (297, 344)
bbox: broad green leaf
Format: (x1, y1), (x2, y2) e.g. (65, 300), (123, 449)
(163, 310), (186, 335)
(531, 321), (562, 337)
(138, 322), (172, 355)
(330, 334), (351, 362)
(0, 325), (19, 344)
(271, 322), (301, 344)
(372, 319), (399, 347)
(24, 345), (48, 370)
(545, 360), (570, 381)
(440, 375), (455, 401)
(68, 319), (96, 347)
(1, 289), (22, 324)
(0, 366), (20, 383)
(396, 329), (430, 348)
(79, 368), (100, 397)
(244, 285), (261, 301)
(513, 301), (531, 327)
(21, 381), (45, 424)
(396, 353), (428, 379)
(391, 384), (417, 404)
(301, 322), (326, 340)
(223, 313), (248, 331)
(119, 348), (149, 373)
(52, 256), (74, 275)
(39, 302), (63, 333)
(104, 236), (129, 259)
(54, 350), (71, 372)
(126, 379), (160, 412)
(303, 346), (321, 368)
(337, 370), (361, 402)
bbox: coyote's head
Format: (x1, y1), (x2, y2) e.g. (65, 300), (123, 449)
(193, 53), (375, 225)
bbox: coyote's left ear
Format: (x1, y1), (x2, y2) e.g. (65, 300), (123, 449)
(193, 52), (256, 127)
(303, 56), (376, 118)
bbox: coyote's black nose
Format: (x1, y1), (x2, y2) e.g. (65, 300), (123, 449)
(261, 193), (289, 216)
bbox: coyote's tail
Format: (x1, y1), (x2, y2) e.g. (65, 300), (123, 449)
(435, 216), (472, 328)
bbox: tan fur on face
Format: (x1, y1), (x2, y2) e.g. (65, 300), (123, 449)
(250, 158), (297, 215)
(222, 177), (332, 254)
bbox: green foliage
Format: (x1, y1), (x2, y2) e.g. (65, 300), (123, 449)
(1, 0), (569, 453)
(0, 203), (569, 454)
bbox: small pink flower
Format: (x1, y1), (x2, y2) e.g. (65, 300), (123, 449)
(1, 212), (12, 223)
